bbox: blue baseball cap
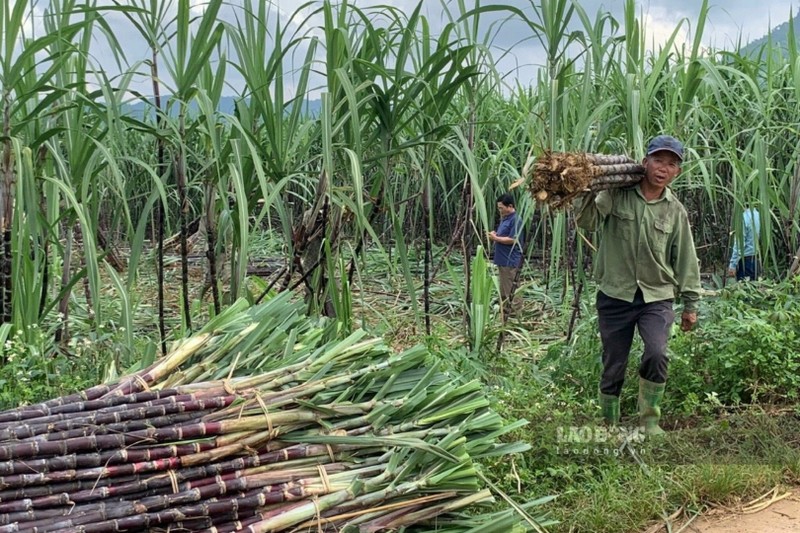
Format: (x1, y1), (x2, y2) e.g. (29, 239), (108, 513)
(646, 135), (684, 161)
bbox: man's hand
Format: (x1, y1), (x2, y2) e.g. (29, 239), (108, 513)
(680, 311), (697, 332)
(727, 268), (736, 278)
(487, 231), (497, 242)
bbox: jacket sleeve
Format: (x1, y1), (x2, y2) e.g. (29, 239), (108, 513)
(575, 190), (613, 231)
(728, 238), (741, 270)
(671, 211), (702, 313)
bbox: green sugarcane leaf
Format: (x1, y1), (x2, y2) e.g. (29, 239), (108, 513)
(283, 434), (459, 463)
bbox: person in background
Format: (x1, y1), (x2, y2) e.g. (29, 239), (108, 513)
(575, 135), (701, 436)
(488, 193), (524, 318)
(727, 206), (761, 281)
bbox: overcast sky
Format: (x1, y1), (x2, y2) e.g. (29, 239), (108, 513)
(24, 0), (800, 97)
(407, 0), (799, 90)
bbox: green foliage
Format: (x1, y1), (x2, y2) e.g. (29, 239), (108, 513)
(0, 324), (114, 409)
(480, 301), (800, 532)
(669, 278), (800, 407)
(540, 279), (800, 412)
(469, 246), (495, 355)
(541, 300), (602, 400)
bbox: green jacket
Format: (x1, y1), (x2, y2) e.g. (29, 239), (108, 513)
(575, 185), (701, 313)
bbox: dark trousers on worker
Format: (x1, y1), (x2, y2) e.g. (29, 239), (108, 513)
(498, 266), (519, 318)
(735, 256), (759, 281)
(597, 290), (674, 397)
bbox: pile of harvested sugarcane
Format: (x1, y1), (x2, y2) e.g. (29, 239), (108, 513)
(0, 294), (547, 532)
(522, 152), (644, 208)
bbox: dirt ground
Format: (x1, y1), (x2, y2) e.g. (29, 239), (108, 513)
(662, 489), (800, 533)
(642, 488), (800, 533)
(690, 497), (799, 532)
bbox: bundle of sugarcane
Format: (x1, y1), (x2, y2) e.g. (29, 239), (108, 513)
(0, 295), (549, 533)
(519, 151), (644, 208)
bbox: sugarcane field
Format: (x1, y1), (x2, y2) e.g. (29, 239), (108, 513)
(3, 0), (800, 532)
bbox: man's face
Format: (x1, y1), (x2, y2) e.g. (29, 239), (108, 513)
(497, 202), (513, 217)
(643, 151), (682, 190)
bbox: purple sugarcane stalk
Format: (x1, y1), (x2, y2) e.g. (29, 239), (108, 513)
(0, 389), (228, 434)
(8, 394), (234, 443)
(0, 441), (216, 477)
(0, 388), (188, 426)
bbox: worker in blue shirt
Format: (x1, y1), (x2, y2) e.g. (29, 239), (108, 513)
(727, 206), (761, 281)
(488, 193), (524, 318)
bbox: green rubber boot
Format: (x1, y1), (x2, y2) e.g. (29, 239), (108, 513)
(638, 378), (666, 437)
(599, 393), (620, 426)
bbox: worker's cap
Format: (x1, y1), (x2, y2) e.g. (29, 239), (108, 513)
(646, 135), (684, 161)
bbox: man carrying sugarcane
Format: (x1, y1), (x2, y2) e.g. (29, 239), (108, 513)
(488, 193), (524, 319)
(575, 135), (701, 436)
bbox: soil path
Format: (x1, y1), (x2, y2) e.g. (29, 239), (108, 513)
(686, 490), (800, 533)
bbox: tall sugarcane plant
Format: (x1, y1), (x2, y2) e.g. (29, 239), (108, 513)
(0, 0), (119, 339)
(4, 0), (800, 359)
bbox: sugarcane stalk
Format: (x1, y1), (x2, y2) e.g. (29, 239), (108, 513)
(0, 406), (345, 462)
(243, 484), (361, 533)
(0, 434), (277, 499)
(0, 441), (217, 479)
(22, 462), (387, 531)
(16, 461), (352, 514)
(105, 333), (213, 397)
(0, 429), (218, 462)
(0, 389), (229, 432)
(1, 507), (70, 528)
(586, 154), (634, 165)
(591, 162), (644, 177)
(590, 174), (643, 191)
(590, 173), (642, 184)
(363, 489), (494, 529)
(175, 430), (276, 468)
(0, 475), (142, 509)
(204, 359), (407, 423)
(4, 409), (212, 445)
(46, 471), (362, 533)
(298, 491), (455, 530)
(179, 444), (361, 489)
(0, 388), (177, 426)
(172, 510), (262, 533)
(7, 450), (355, 520)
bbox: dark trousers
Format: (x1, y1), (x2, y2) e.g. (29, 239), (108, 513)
(498, 266), (519, 317)
(597, 290), (674, 397)
(735, 256), (759, 281)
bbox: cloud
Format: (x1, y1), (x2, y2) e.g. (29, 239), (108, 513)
(30, 0), (800, 97)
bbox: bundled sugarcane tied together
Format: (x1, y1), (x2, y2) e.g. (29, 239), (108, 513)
(521, 151), (644, 208)
(0, 295), (545, 533)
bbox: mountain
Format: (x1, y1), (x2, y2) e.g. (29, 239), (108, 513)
(741, 10), (800, 56)
(123, 96), (322, 120)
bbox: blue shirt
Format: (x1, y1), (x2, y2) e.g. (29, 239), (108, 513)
(494, 212), (524, 267)
(729, 208), (761, 269)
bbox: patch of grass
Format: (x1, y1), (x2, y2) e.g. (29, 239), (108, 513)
(482, 388), (799, 532)
(668, 463), (782, 506)
(555, 467), (666, 533)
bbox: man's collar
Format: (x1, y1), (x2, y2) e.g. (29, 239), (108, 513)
(635, 184), (674, 203)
